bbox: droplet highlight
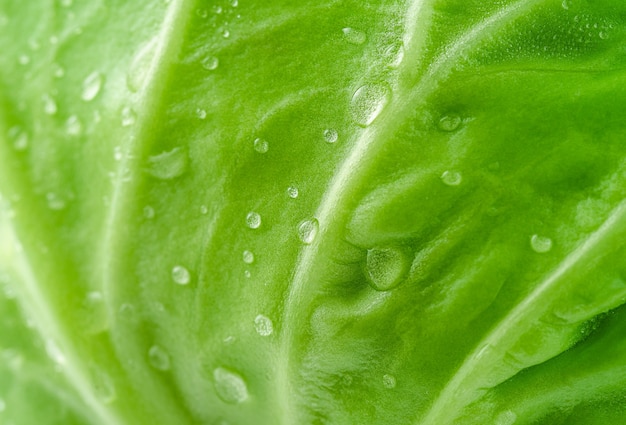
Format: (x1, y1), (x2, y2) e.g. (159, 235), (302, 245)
(350, 83), (391, 127)
(254, 314), (274, 336)
(287, 186), (299, 199)
(441, 170), (462, 186)
(342, 27), (366, 45)
(171, 265), (191, 285)
(81, 71), (104, 102)
(384, 41), (405, 68)
(253, 138), (269, 154)
(323, 129), (338, 143)
(530, 234), (553, 253)
(202, 56), (219, 71)
(65, 115), (82, 136)
(213, 367), (248, 404)
(297, 218), (319, 244)
(242, 250), (254, 264)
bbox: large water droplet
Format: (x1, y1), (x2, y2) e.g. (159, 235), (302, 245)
(242, 250), (255, 264)
(202, 56), (219, 71)
(246, 212), (261, 229)
(530, 234), (553, 253)
(42, 94), (57, 115)
(440, 170), (462, 186)
(254, 314), (274, 336)
(297, 218), (319, 244)
(121, 106), (137, 126)
(350, 83), (391, 127)
(213, 367), (248, 404)
(438, 114), (462, 132)
(384, 41), (405, 68)
(81, 71), (104, 101)
(323, 129), (338, 143)
(127, 37), (158, 93)
(65, 115), (83, 136)
(365, 247), (409, 291)
(148, 345), (171, 371)
(253, 138), (269, 154)
(145, 147), (188, 180)
(171, 265), (191, 285)
(342, 27), (366, 45)
(287, 186), (299, 199)
(382, 374), (396, 389)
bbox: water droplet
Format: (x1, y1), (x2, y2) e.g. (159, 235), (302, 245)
(83, 291), (109, 334)
(127, 37), (158, 93)
(365, 247), (409, 291)
(297, 218), (319, 244)
(61, 0), (73, 6)
(530, 234), (553, 253)
(441, 170), (462, 186)
(254, 314), (274, 336)
(54, 64), (65, 78)
(42, 94), (57, 115)
(561, 0), (569, 9)
(253, 138), (269, 153)
(114, 146), (123, 161)
(200, 205), (208, 214)
(65, 115), (82, 136)
(221, 29), (230, 38)
(18, 54), (30, 65)
(7, 126), (28, 151)
(323, 129), (338, 143)
(213, 5), (223, 14)
(495, 410), (518, 425)
(196, 8), (208, 18)
(196, 108), (207, 119)
(242, 250), (254, 264)
(246, 211), (261, 229)
(0, 397), (5, 412)
(171, 265), (191, 285)
(46, 193), (66, 210)
(213, 367), (248, 404)
(121, 106), (137, 126)
(81, 71), (104, 102)
(384, 41), (405, 68)
(148, 345), (171, 371)
(350, 83), (391, 127)
(91, 367), (116, 404)
(202, 56), (219, 71)
(231, 0), (239, 6)
(438, 114), (462, 132)
(287, 186), (299, 199)
(143, 205), (155, 219)
(599, 31), (609, 40)
(118, 303), (137, 324)
(342, 27), (366, 45)
(145, 147), (188, 180)
(49, 35), (59, 45)
(244, 270), (251, 278)
(382, 374), (396, 389)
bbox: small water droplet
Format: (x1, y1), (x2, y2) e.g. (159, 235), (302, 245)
(145, 147), (188, 180)
(244, 270), (251, 278)
(81, 71), (104, 102)
(254, 314), (274, 336)
(382, 374), (396, 389)
(350, 83), (391, 127)
(342, 27), (366, 45)
(246, 211), (261, 229)
(221, 29), (231, 38)
(242, 250), (254, 264)
(438, 114), (462, 132)
(18, 54), (30, 65)
(113, 146), (124, 161)
(202, 56), (219, 71)
(121, 106), (137, 126)
(91, 367), (116, 404)
(253, 138), (268, 153)
(8, 127), (28, 151)
(65, 115), (82, 136)
(441, 170), (462, 186)
(143, 205), (155, 219)
(83, 291), (109, 334)
(599, 31), (609, 40)
(297, 218), (319, 244)
(49, 35), (59, 45)
(54, 64), (65, 78)
(0, 397), (5, 412)
(42, 94), (57, 115)
(213, 5), (223, 14)
(46, 192), (66, 210)
(231, 0), (239, 7)
(530, 234), (553, 253)
(495, 410), (518, 425)
(213, 367), (248, 404)
(365, 247), (409, 291)
(384, 41), (405, 68)
(196, 8), (208, 18)
(127, 37), (158, 93)
(561, 0), (569, 10)
(171, 265), (191, 285)
(323, 129), (338, 143)
(200, 205), (208, 214)
(196, 108), (207, 119)
(118, 303), (137, 324)
(148, 345), (171, 371)
(287, 186), (299, 199)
